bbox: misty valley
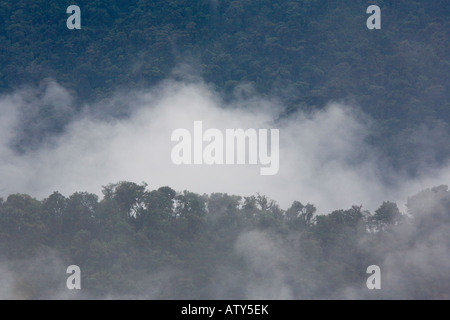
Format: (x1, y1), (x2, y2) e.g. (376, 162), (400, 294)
(0, 0), (448, 301)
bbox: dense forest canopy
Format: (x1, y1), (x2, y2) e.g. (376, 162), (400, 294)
(0, 0), (449, 170)
(0, 182), (450, 299)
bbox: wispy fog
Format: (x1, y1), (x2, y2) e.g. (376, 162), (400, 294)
(0, 79), (448, 213)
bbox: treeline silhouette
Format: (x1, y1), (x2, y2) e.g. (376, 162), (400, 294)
(1, 181), (449, 299)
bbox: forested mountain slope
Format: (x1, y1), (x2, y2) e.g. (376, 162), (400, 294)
(0, 1), (449, 165)
(0, 1), (449, 299)
(1, 182), (450, 299)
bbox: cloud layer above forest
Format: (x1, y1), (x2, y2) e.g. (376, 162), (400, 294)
(0, 79), (449, 213)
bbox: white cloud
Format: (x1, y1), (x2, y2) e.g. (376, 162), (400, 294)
(0, 79), (449, 213)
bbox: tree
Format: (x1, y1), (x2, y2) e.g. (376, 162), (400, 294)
(0, 194), (46, 257)
(102, 181), (147, 218)
(286, 201), (316, 226)
(42, 191), (67, 244)
(370, 201), (403, 231)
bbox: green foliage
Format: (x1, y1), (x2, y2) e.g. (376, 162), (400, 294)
(0, 1), (448, 125)
(370, 201), (402, 231)
(0, 1), (448, 171)
(2, 181), (450, 298)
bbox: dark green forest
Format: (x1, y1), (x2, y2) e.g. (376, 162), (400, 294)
(0, 182), (450, 299)
(0, 0), (449, 170)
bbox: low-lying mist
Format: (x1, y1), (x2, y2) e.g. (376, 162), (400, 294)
(0, 78), (448, 213)
(0, 77), (450, 299)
